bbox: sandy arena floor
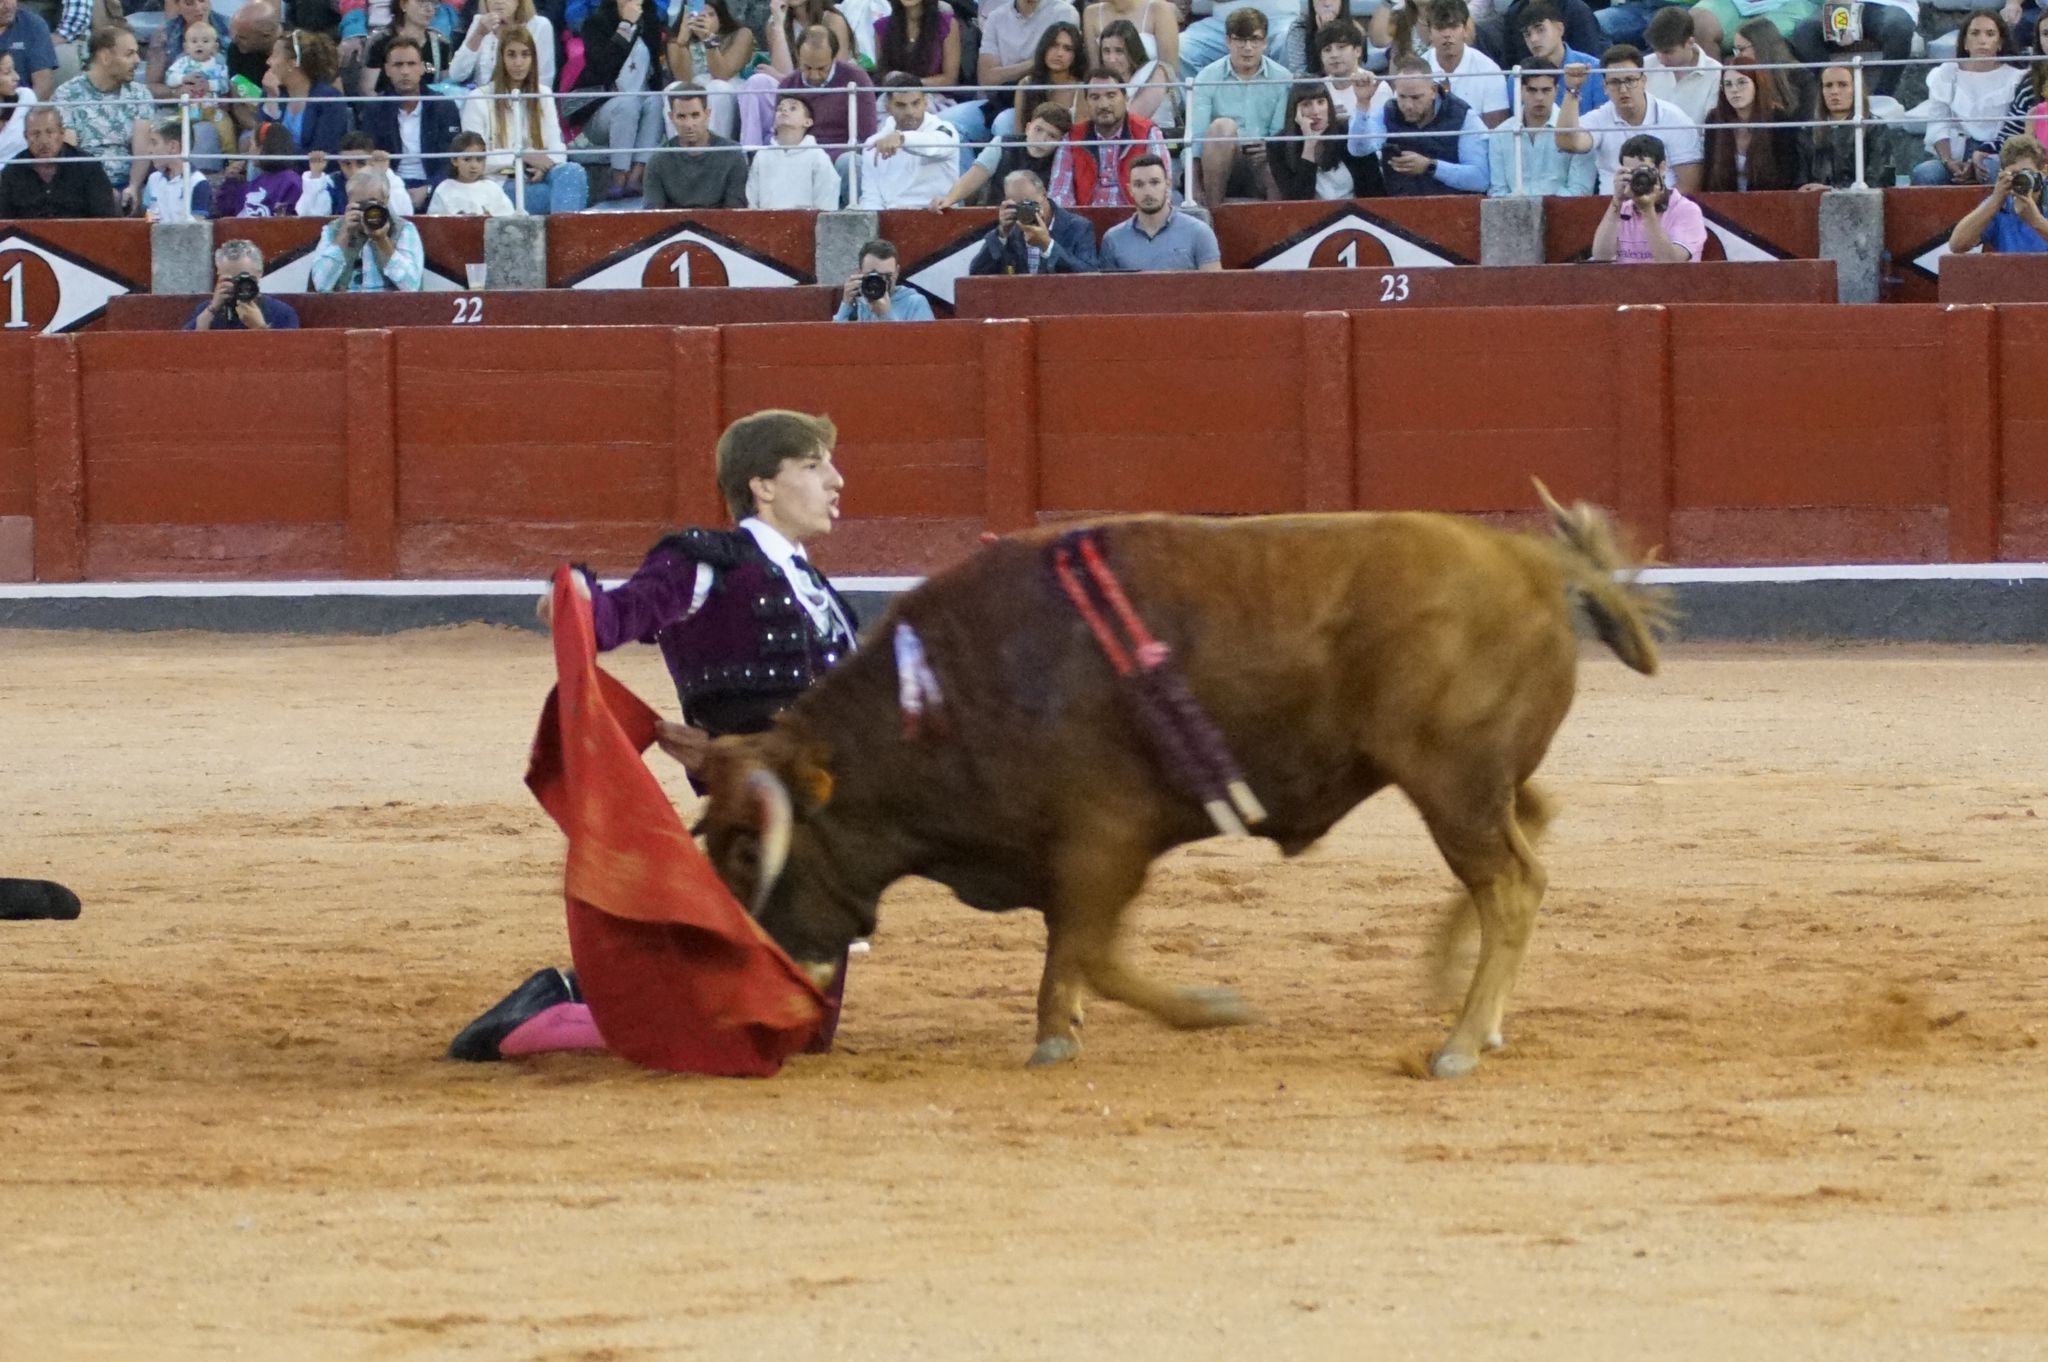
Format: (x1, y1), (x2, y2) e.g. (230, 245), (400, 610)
(3, 628), (2046, 1361)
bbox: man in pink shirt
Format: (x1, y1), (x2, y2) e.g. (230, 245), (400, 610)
(1589, 132), (1706, 264)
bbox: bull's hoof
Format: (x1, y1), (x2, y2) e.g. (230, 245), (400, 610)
(1483, 1030), (1505, 1052)
(1027, 1036), (1080, 1068)
(1429, 1048), (1479, 1079)
(1180, 986), (1255, 1029)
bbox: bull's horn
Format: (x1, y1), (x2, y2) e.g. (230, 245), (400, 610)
(749, 767), (794, 915)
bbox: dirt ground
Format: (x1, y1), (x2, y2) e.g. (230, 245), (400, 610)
(4, 628), (2046, 1362)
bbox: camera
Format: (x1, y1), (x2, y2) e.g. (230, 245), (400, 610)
(859, 271), (890, 302)
(216, 271), (260, 322)
(1013, 198), (1040, 226)
(2012, 168), (2044, 201)
(359, 202), (391, 233)
(1626, 165), (1660, 199)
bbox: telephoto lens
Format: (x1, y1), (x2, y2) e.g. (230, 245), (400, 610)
(231, 273), (260, 304)
(859, 271), (890, 302)
(361, 202), (391, 232)
(1627, 165), (1659, 198)
(2012, 168), (2044, 200)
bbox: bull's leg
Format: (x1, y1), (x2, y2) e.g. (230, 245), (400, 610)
(1029, 912), (1090, 1068)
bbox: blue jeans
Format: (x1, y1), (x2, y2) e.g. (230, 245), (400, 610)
(1595, 0), (1688, 44)
(939, 99), (995, 173)
(517, 162), (590, 213)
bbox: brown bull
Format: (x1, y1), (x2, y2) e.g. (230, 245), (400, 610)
(698, 489), (1667, 1077)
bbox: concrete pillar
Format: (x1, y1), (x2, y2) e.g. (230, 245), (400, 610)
(815, 210), (879, 287)
(483, 215), (548, 290)
(150, 220), (213, 296)
(1818, 188), (1884, 304)
(1479, 195), (1546, 266)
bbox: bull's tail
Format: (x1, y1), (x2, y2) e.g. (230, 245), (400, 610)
(1533, 479), (1673, 677)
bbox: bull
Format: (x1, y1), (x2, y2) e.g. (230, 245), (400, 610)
(696, 489), (1667, 1077)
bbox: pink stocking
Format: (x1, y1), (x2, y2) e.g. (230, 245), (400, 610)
(498, 1002), (607, 1058)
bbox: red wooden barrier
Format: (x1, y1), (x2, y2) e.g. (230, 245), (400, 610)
(1937, 252), (2048, 303)
(1543, 190), (1822, 265)
(100, 285), (841, 330)
(1997, 304), (2048, 559)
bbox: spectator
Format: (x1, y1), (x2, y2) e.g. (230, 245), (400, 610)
(940, 0), (1077, 162)
(361, 0), (455, 95)
(1594, 0), (1687, 47)
(214, 122), (317, 215)
(1948, 133), (2048, 253)
(1519, 0), (1604, 112)
(226, 2), (282, 140)
(183, 238), (301, 330)
(460, 29), (589, 210)
(969, 165), (1100, 271)
(1012, 19), (1087, 126)
(0, 0), (56, 99)
(301, 130), (412, 213)
(450, 0), (555, 89)
(0, 52), (35, 161)
(1693, 0), (1814, 62)
(638, 80), (747, 205)
(141, 118), (213, 219)
(1265, 78), (1382, 197)
(1790, 0), (1917, 100)
(309, 166), (425, 290)
(872, 0), (958, 90)
(1050, 69), (1166, 205)
(761, 25), (874, 157)
(260, 30), (352, 160)
(667, 0), (755, 140)
(834, 237), (934, 319)
(1310, 18), (1366, 119)
(930, 97), (1069, 206)
(1730, 18), (1814, 120)
(1489, 61), (1595, 194)
(1642, 5), (1721, 125)
(0, 104), (113, 213)
(1283, 0), (1348, 75)
(428, 126), (520, 210)
(53, 23), (149, 192)
(1099, 17), (1178, 134)
(1190, 7), (1291, 207)
(1802, 61), (1897, 187)
(1183, 0), (1297, 78)
(1484, 0), (1603, 70)
(1997, 11), (2048, 146)
(1913, 10), (2021, 185)
(1082, 0), (1178, 79)
(1590, 131), (1705, 261)
(1555, 43), (1704, 193)
(359, 35), (461, 209)
(163, 20), (236, 169)
(857, 73), (959, 206)
(1347, 53), (1486, 194)
(1101, 153), (1223, 268)
(573, 0), (685, 199)
(762, 0), (859, 80)
(748, 90), (840, 205)
(1422, 0), (1509, 128)
(1702, 57), (1807, 190)
(144, 0), (228, 98)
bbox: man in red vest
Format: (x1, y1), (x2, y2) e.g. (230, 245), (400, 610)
(1049, 71), (1169, 208)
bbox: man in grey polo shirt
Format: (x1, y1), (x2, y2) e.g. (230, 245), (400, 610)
(1100, 154), (1225, 272)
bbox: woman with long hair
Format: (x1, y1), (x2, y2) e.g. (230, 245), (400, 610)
(1913, 8), (2020, 184)
(873, 0), (960, 91)
(1263, 79), (1381, 198)
(361, 0), (457, 96)
(572, 0), (690, 198)
(1729, 17), (1812, 121)
(0, 54), (35, 165)
(1098, 17), (1178, 133)
(450, 0), (558, 89)
(1996, 9), (2048, 146)
(261, 30), (351, 161)
(1702, 56), (1809, 190)
(1283, 0), (1348, 75)
(1802, 62), (1898, 187)
(459, 29), (590, 210)
(668, 0), (754, 139)
(1082, 0), (1179, 79)
(1012, 20), (1086, 124)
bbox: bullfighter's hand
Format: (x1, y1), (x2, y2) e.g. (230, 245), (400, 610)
(654, 719), (711, 774)
(534, 570), (590, 628)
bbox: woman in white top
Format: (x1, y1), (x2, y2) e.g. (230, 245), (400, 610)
(459, 30), (591, 210)
(1912, 8), (2022, 184)
(1098, 18), (1178, 135)
(451, 0), (558, 90)
(0, 55), (37, 164)
(1082, 0), (1178, 76)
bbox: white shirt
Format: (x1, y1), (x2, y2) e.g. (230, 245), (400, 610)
(663, 520), (854, 642)
(1925, 62), (2024, 152)
(1424, 43), (1509, 120)
(1579, 95), (1702, 192)
(296, 166), (414, 217)
(448, 15), (557, 89)
(0, 87), (38, 163)
(396, 103), (426, 183)
(856, 115), (961, 209)
(428, 175), (520, 215)
(1644, 47), (1722, 127)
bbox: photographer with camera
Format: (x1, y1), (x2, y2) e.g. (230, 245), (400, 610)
(968, 167), (1100, 275)
(308, 168), (425, 294)
(183, 239), (300, 331)
(1948, 134), (2048, 256)
(1590, 133), (1705, 264)
(833, 238), (934, 322)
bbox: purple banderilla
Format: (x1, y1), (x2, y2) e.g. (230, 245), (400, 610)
(1050, 529), (1266, 837)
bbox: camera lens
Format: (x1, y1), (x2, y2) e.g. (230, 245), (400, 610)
(860, 271), (889, 301)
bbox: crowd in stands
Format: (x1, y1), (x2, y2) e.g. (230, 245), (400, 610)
(0, 0), (2045, 269)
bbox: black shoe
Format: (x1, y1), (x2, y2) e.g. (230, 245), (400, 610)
(0, 879), (81, 921)
(447, 967), (579, 1062)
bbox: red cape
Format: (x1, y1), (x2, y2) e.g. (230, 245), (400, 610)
(524, 567), (826, 1076)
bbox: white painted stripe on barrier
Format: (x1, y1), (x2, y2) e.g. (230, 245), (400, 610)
(3, 567), (2048, 601)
